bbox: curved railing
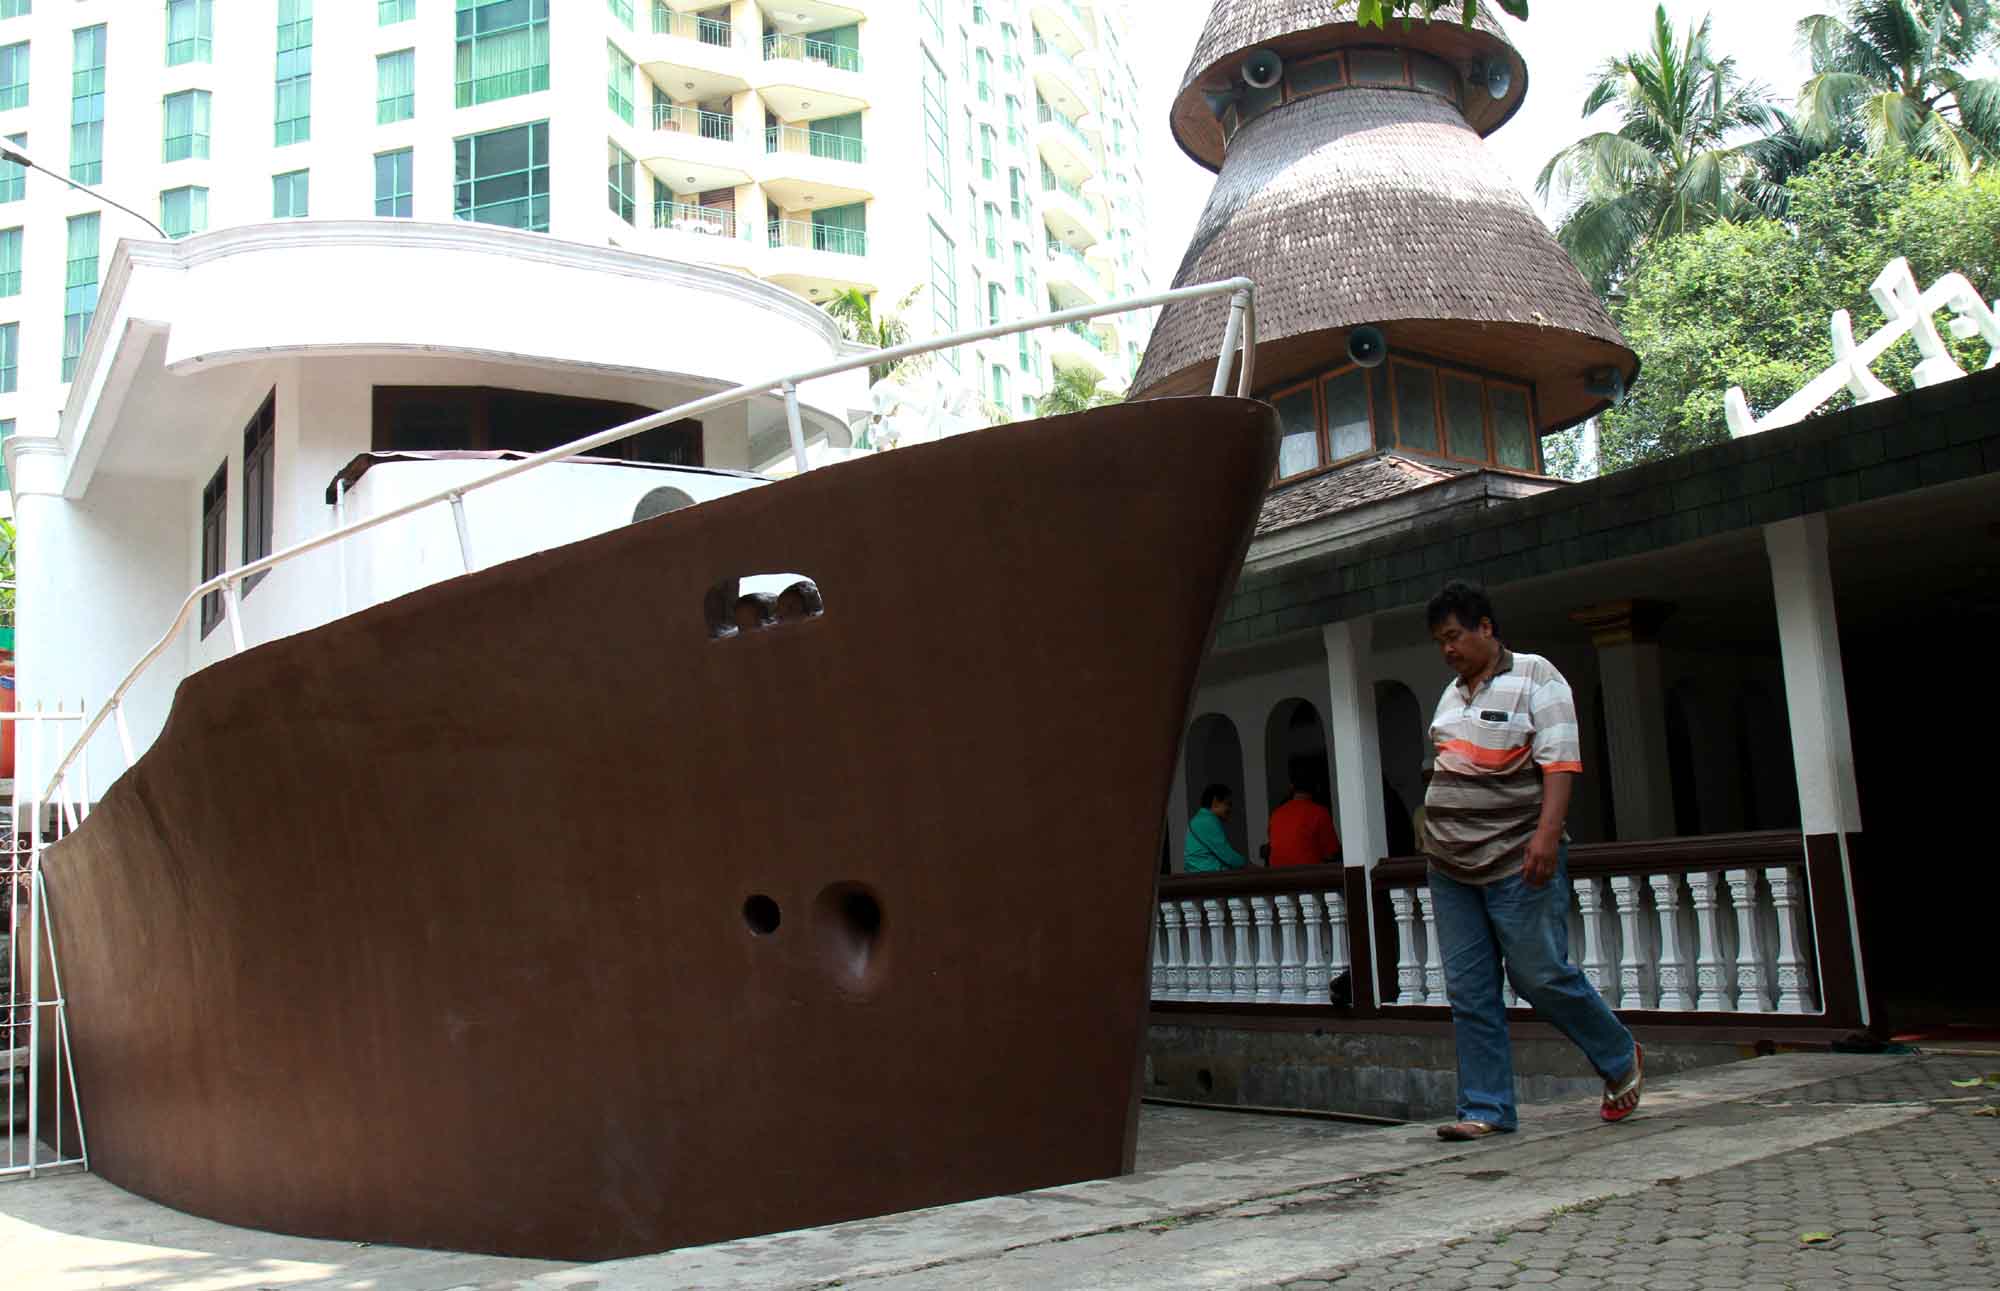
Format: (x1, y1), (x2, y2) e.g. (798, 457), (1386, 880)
(37, 279), (1263, 810)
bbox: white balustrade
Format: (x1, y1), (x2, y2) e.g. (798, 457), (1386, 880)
(1226, 896), (1255, 999)
(1276, 895), (1305, 1002)
(1416, 887), (1447, 1006)
(1576, 876), (1616, 1005)
(1179, 900), (1207, 1002)
(1726, 868), (1774, 1012)
(1648, 874), (1695, 1011)
(1203, 899), (1232, 1000)
(1767, 865), (1819, 1014)
(1300, 891), (1330, 1002)
(1158, 901), (1185, 999)
(1610, 874), (1655, 1010)
(1325, 890), (1349, 988)
(1250, 896), (1281, 1003)
(1150, 882), (1350, 1007)
(1686, 871), (1730, 1011)
(1388, 887), (1425, 1005)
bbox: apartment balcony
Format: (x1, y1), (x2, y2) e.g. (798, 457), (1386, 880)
(1034, 102), (1098, 184)
(1047, 318), (1115, 380)
(1038, 172), (1103, 251)
(1030, 34), (1094, 121)
(1029, 0), (1091, 55)
(1043, 240), (1106, 305)
(643, 5), (754, 99)
(757, 124), (873, 208)
(761, 218), (876, 303)
(642, 104), (753, 193)
(649, 200), (758, 271)
(754, 29), (869, 119)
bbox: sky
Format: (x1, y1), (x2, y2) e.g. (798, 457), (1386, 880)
(1129, 0), (1901, 289)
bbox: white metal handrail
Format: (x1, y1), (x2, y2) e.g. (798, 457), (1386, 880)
(38, 278), (1259, 806)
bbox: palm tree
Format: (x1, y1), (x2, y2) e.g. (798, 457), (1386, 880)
(1033, 366), (1122, 417)
(1796, 0), (2000, 178)
(1536, 5), (1784, 290)
(821, 287), (926, 386)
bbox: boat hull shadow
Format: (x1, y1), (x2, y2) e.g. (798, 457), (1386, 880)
(38, 395), (1277, 1260)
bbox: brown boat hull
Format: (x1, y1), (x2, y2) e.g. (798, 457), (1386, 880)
(39, 396), (1277, 1260)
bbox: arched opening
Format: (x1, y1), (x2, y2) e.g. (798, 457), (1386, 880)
(1184, 713), (1249, 857)
(1265, 699), (1331, 813)
(1374, 680), (1425, 857)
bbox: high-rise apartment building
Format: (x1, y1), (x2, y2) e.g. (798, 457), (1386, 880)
(0, 0), (1153, 470)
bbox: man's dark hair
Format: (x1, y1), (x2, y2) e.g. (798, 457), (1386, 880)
(1427, 580), (1498, 636)
(1199, 783), (1233, 809)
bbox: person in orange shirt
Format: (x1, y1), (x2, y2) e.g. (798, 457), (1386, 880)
(1266, 783), (1341, 868)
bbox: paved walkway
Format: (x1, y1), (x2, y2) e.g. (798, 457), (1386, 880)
(1, 1053), (1993, 1289)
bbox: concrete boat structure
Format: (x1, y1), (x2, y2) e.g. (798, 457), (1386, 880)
(32, 394), (1275, 1260)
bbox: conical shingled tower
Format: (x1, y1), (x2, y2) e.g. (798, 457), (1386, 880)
(1134, 2), (1638, 480)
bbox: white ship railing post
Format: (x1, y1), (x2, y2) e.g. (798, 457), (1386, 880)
(447, 492), (476, 573)
(334, 477), (349, 617)
(223, 580), (246, 655)
(782, 381), (809, 474)
(1211, 288), (1251, 397)
(111, 701), (134, 771)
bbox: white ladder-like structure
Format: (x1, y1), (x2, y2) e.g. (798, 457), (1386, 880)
(1726, 257), (2000, 437)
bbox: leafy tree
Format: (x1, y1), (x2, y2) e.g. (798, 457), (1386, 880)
(821, 287), (926, 386)
(1033, 366), (1123, 417)
(1592, 151), (2000, 473)
(1333, 0), (1529, 25)
(1537, 5), (1784, 290)
(1796, 0), (2000, 177)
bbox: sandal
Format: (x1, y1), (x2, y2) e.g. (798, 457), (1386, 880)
(1602, 1042), (1644, 1122)
(1436, 1120), (1503, 1141)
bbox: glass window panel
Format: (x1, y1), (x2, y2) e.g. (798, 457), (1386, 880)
(1411, 53), (1459, 103)
(167, 0), (213, 65)
(1289, 55), (1344, 98)
(1239, 79), (1281, 122)
(375, 147), (413, 217)
(1370, 364), (1392, 450)
(379, 48), (416, 123)
(1491, 386), (1535, 470)
(1392, 361), (1439, 454)
(1274, 385), (1320, 478)
(1349, 47), (1405, 86)
(0, 133), (27, 204)
(0, 225), (18, 295)
(1323, 368), (1372, 461)
(0, 41), (27, 110)
(1442, 373), (1487, 460)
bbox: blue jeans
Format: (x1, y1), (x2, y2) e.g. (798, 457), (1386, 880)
(1428, 849), (1635, 1130)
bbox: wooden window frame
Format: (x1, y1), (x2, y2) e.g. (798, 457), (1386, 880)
(1282, 51), (1347, 104)
(1346, 46), (1411, 89)
(1485, 377), (1541, 474)
(1318, 362), (1377, 467)
(241, 391), (276, 595)
(1269, 376), (1323, 483)
(199, 460), (226, 639)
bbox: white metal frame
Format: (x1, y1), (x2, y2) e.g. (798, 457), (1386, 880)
(7, 278), (1259, 1180)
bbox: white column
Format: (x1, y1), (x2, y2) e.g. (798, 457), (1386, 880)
(1415, 887), (1447, 1006)
(1725, 869), (1774, 1012)
(1179, 900), (1207, 1001)
(1159, 902), (1186, 999)
(1576, 876), (1616, 1006)
(1250, 896), (1281, 1002)
(1275, 895), (1305, 1003)
(1686, 871), (1730, 1011)
(1765, 513), (1867, 1025)
(1649, 874), (1694, 1010)
(1324, 889), (1349, 982)
(1324, 619), (1388, 1008)
(1322, 620), (1389, 869)
(1227, 897), (1255, 998)
(1203, 898), (1233, 1000)
(1571, 601), (1676, 841)
(1609, 874), (1654, 1008)
(1387, 886), (1424, 1005)
(1298, 892), (1329, 1001)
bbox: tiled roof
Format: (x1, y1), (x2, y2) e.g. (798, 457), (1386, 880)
(1256, 452), (1468, 535)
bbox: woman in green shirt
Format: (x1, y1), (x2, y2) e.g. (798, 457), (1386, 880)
(1183, 784), (1249, 872)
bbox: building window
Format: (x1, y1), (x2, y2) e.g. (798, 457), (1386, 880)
(986, 280), (1003, 326)
(975, 47), (992, 102)
(377, 48), (415, 124)
(929, 218), (958, 371)
(982, 202), (999, 258)
(606, 41), (633, 124)
(0, 133), (22, 203)
(0, 41), (25, 110)
(380, 0), (415, 24)
(0, 322), (14, 392)
(990, 363), (1007, 408)
(1012, 241), (1029, 295)
(372, 386), (693, 462)
(61, 211), (97, 382)
(922, 51), (950, 209)
(159, 185), (207, 238)
(166, 0), (213, 65)
(70, 25), (106, 183)
(1000, 22), (1019, 73)
(1268, 355), (1541, 483)
(1008, 167), (1027, 220)
(1005, 94), (1024, 147)
(607, 140), (635, 223)
(979, 124), (996, 180)
(607, 0), (633, 29)
(454, 120), (549, 232)
(272, 168), (309, 218)
(199, 461), (225, 638)
(242, 392), (275, 593)
(456, 0), (550, 108)
(0, 225), (16, 294)
(917, 0), (943, 50)
(0, 1), (25, 19)
(163, 89), (210, 162)
(375, 147), (413, 217)
(275, 0), (312, 146)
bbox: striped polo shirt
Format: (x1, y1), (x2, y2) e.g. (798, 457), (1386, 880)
(1421, 648), (1583, 885)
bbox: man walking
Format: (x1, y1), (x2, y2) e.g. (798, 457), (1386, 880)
(1421, 580), (1642, 1140)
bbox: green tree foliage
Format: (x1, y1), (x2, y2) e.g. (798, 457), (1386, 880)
(1593, 151), (2000, 473)
(1796, 0), (2000, 177)
(1334, 0), (1528, 25)
(821, 287), (925, 386)
(1033, 366), (1123, 417)
(1537, 5), (1784, 290)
